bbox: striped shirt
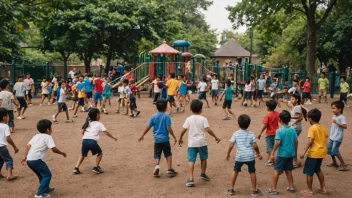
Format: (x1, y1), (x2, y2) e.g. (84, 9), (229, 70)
(230, 129), (256, 162)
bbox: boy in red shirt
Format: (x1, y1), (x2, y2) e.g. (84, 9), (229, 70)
(303, 77), (312, 105)
(93, 74), (104, 109)
(257, 100), (279, 166)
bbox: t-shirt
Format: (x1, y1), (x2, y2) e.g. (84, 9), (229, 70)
(0, 123), (10, 147)
(76, 82), (85, 98)
(24, 78), (34, 90)
(303, 82), (310, 92)
(125, 86), (135, 99)
(263, 111), (279, 136)
(257, 79), (265, 90)
(225, 87), (234, 100)
(166, 79), (179, 96)
(103, 83), (111, 95)
(27, 134), (56, 161)
(58, 88), (66, 103)
(41, 82), (49, 94)
(307, 124), (328, 158)
(198, 82), (207, 92)
(318, 78), (329, 90)
(211, 79), (219, 90)
(14, 82), (27, 97)
(245, 83), (252, 92)
(289, 105), (302, 130)
(330, 114), (346, 142)
(69, 71), (75, 79)
(94, 78), (104, 93)
(148, 112), (171, 143)
(275, 126), (297, 158)
(84, 78), (93, 93)
(82, 121), (107, 141)
(153, 80), (161, 93)
(179, 81), (187, 95)
(0, 91), (14, 110)
(183, 115), (209, 147)
(340, 82), (349, 93)
(230, 129), (256, 162)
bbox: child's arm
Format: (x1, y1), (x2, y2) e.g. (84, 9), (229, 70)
(103, 130), (118, 141)
(11, 99), (19, 109)
(252, 142), (262, 160)
(332, 119), (347, 129)
(300, 137), (314, 159)
(270, 140), (280, 161)
(294, 138), (298, 158)
(52, 147), (67, 157)
(286, 102), (293, 109)
(257, 124), (267, 139)
(205, 127), (221, 143)
(178, 128), (187, 147)
(226, 142), (235, 161)
(219, 90), (225, 101)
(21, 144), (31, 165)
(139, 126), (151, 142)
(6, 136), (19, 153)
(167, 126), (177, 145)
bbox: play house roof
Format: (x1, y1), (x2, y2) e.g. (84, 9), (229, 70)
(149, 41), (180, 55)
(173, 40), (191, 47)
(182, 52), (193, 57)
(213, 39), (250, 57)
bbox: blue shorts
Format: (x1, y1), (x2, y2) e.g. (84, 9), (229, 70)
(167, 95), (175, 103)
(94, 92), (103, 102)
(265, 136), (275, 152)
(303, 157), (323, 176)
(81, 139), (102, 157)
(0, 146), (13, 169)
(327, 139), (341, 156)
(198, 92), (206, 100)
(274, 156), (294, 171)
(234, 160), (256, 173)
(187, 146), (208, 162)
(129, 98), (137, 110)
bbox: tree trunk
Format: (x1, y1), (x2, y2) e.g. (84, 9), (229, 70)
(337, 52), (346, 74)
(306, 23), (317, 77)
(105, 47), (113, 74)
(84, 55), (92, 73)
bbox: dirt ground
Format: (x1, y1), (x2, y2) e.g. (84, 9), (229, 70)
(1, 93), (352, 198)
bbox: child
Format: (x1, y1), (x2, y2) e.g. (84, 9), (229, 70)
(93, 74), (104, 109)
(129, 79), (140, 99)
(69, 74), (79, 110)
(210, 74), (219, 106)
(166, 73), (180, 114)
(339, 77), (350, 108)
(124, 79), (140, 117)
(0, 107), (19, 180)
(102, 78), (111, 114)
(318, 73), (329, 103)
(112, 78), (126, 113)
(52, 81), (73, 123)
(257, 100), (279, 166)
(177, 75), (187, 112)
(72, 75), (86, 118)
(256, 74), (266, 105)
(0, 80), (18, 133)
(197, 78), (210, 108)
(179, 100), (221, 187)
(265, 110), (298, 195)
(327, 101), (348, 171)
(84, 73), (94, 110)
(50, 77), (58, 105)
(303, 77), (312, 105)
(300, 109), (328, 195)
(40, 77), (50, 106)
(24, 73), (34, 106)
(242, 79), (253, 107)
(13, 75), (27, 119)
(138, 99), (178, 177)
(226, 114), (262, 196)
(21, 119), (66, 198)
(219, 80), (236, 120)
(73, 108), (117, 174)
(151, 75), (162, 104)
(184, 76), (192, 102)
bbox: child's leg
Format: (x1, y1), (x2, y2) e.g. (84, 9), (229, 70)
(183, 96), (186, 110)
(188, 162), (195, 179)
(285, 171), (294, 190)
(54, 111), (60, 119)
(271, 170), (280, 191)
(166, 156), (172, 169)
(155, 158), (160, 165)
(223, 108), (229, 117)
(316, 171), (327, 191)
(336, 155), (346, 165)
(204, 99), (210, 108)
(40, 95), (45, 104)
(229, 171), (239, 189)
(306, 175), (314, 192)
(65, 110), (70, 120)
(108, 98), (111, 105)
(200, 159), (207, 174)
(250, 173), (257, 191)
(75, 156), (85, 168)
(27, 160), (52, 195)
(74, 104), (80, 115)
(330, 155), (337, 164)
(17, 107), (22, 117)
(22, 107), (27, 116)
(102, 98), (106, 109)
(96, 153), (103, 167)
(228, 109), (236, 118)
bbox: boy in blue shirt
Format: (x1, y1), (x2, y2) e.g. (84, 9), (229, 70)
(220, 80), (237, 120)
(124, 79), (140, 118)
(84, 73), (94, 110)
(265, 110), (298, 195)
(138, 99), (177, 177)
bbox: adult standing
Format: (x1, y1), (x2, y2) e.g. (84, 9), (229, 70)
(69, 68), (76, 79)
(24, 73), (34, 106)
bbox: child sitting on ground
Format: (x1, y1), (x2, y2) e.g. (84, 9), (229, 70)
(226, 114), (262, 196)
(219, 80), (236, 120)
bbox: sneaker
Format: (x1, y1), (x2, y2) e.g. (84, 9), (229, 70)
(81, 107), (85, 112)
(327, 162), (339, 168)
(215, 102), (218, 106)
(116, 110), (120, 113)
(21, 115), (25, 119)
(68, 107), (73, 110)
(134, 111), (140, 117)
(227, 188), (235, 196)
(47, 187), (55, 193)
(52, 115), (56, 122)
(103, 109), (108, 114)
(186, 178), (195, 187)
(17, 116), (22, 120)
(252, 189), (262, 196)
(39, 104), (42, 106)
(167, 168), (178, 177)
(92, 166), (104, 174)
(222, 116), (230, 120)
(73, 167), (81, 174)
(129, 114), (134, 118)
(35, 194), (51, 198)
(265, 161), (274, 166)
(72, 115), (77, 118)
(265, 189), (278, 195)
(176, 107), (180, 113)
(65, 120), (73, 123)
(153, 165), (160, 177)
(337, 164), (350, 171)
(200, 173), (210, 181)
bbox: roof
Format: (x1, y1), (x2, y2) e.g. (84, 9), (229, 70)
(182, 52), (193, 57)
(213, 39), (250, 57)
(173, 40), (191, 47)
(149, 41), (180, 55)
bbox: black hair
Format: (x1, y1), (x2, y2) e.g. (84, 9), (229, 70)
(170, 73), (175, 78)
(305, 77), (310, 81)
(37, 119), (52, 134)
(17, 75), (23, 79)
(331, 100), (344, 114)
(42, 76), (47, 80)
(225, 79), (231, 87)
(0, 107), (8, 122)
(321, 72), (325, 76)
(87, 73), (93, 77)
(26, 73), (30, 76)
(178, 74), (184, 78)
(123, 79), (129, 85)
(0, 80), (9, 89)
(246, 79), (251, 84)
(58, 81), (65, 87)
(279, 110), (291, 124)
(266, 100), (277, 111)
(308, 108), (321, 123)
(238, 114), (251, 129)
(340, 76), (346, 81)
(156, 99), (168, 112)
(190, 100), (203, 113)
(291, 93), (302, 105)
(95, 74), (101, 77)
(82, 108), (100, 132)
(293, 79), (299, 83)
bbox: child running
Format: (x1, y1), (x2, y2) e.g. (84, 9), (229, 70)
(138, 99), (178, 177)
(210, 74), (219, 106)
(219, 80), (236, 120)
(84, 73), (94, 110)
(339, 77), (350, 108)
(327, 101), (348, 171)
(303, 77), (312, 105)
(179, 100), (221, 187)
(177, 74), (187, 112)
(257, 100), (279, 166)
(0, 80), (18, 133)
(300, 108), (328, 195)
(72, 75), (86, 118)
(73, 108), (117, 174)
(256, 74), (266, 105)
(197, 78), (210, 108)
(226, 114), (262, 196)
(93, 74), (104, 109)
(13, 75), (27, 120)
(124, 79), (141, 118)
(102, 78), (111, 114)
(265, 110), (298, 195)
(318, 73), (329, 103)
(39, 77), (50, 106)
(52, 81), (73, 123)
(151, 75), (162, 104)
(166, 73), (180, 114)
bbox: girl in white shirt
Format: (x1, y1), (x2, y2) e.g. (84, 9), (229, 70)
(73, 108), (117, 174)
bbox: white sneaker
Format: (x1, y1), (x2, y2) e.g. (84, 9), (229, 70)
(65, 120), (73, 123)
(20, 115), (25, 119)
(52, 115), (56, 121)
(153, 165), (160, 177)
(39, 104), (42, 106)
(81, 107), (85, 112)
(17, 116), (22, 120)
(35, 194), (51, 198)
(68, 107), (73, 110)
(72, 115), (77, 118)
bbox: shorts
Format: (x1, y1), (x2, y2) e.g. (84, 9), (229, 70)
(257, 90), (264, 98)
(85, 92), (93, 99)
(274, 156), (294, 171)
(211, 90), (218, 98)
(17, 97), (27, 108)
(26, 90), (32, 99)
(81, 139), (102, 157)
(94, 92), (103, 102)
(7, 110), (14, 128)
(340, 92), (348, 102)
(303, 157), (323, 176)
(198, 92), (206, 100)
(77, 98), (85, 106)
(265, 135), (275, 152)
(319, 89), (327, 97)
(42, 94), (49, 98)
(302, 92), (311, 99)
(0, 146), (14, 169)
(103, 94), (111, 99)
(72, 92), (78, 101)
(129, 98), (137, 110)
(167, 95), (175, 103)
(154, 142), (172, 159)
(327, 139), (341, 156)
(295, 129), (302, 136)
(57, 102), (68, 112)
(223, 100), (232, 109)
(234, 160), (256, 173)
(118, 98), (125, 103)
(244, 91), (253, 99)
(187, 146), (208, 163)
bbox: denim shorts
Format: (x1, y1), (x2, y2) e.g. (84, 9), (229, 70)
(234, 160), (256, 173)
(327, 139), (341, 156)
(274, 156), (294, 171)
(0, 146), (14, 169)
(266, 136), (275, 152)
(81, 139), (102, 157)
(187, 146), (208, 162)
(7, 110), (14, 128)
(303, 157), (323, 176)
(129, 98), (137, 110)
(94, 92), (103, 102)
(257, 90), (264, 98)
(167, 95), (175, 103)
(77, 98), (85, 106)
(198, 92), (206, 100)
(154, 142), (172, 159)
